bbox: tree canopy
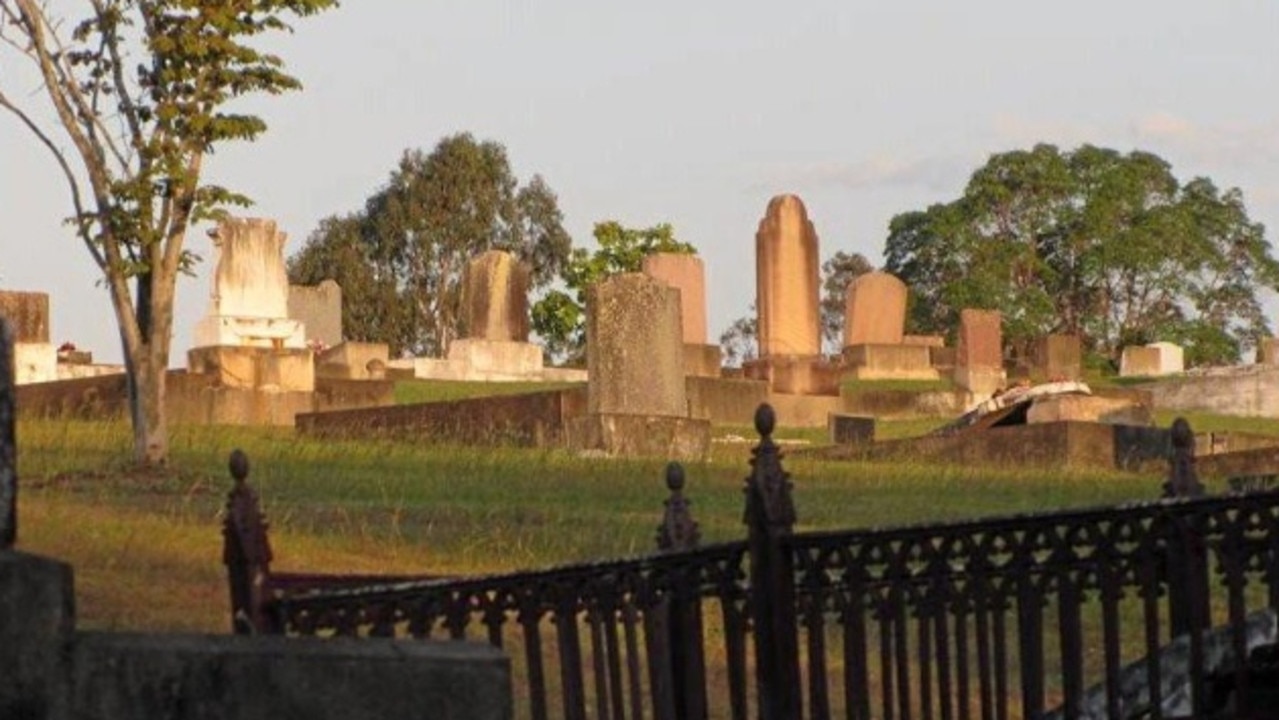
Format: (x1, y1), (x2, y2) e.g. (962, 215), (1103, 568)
(288, 134), (572, 357)
(531, 221), (695, 364)
(883, 143), (1279, 367)
(0, 0), (334, 465)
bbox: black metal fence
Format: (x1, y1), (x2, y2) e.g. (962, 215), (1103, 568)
(225, 405), (1279, 720)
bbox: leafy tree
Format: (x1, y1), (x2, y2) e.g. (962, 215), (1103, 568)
(718, 311), (757, 368)
(884, 143), (1279, 367)
(531, 221), (695, 364)
(288, 134), (572, 357)
(820, 250), (873, 353)
(0, 0), (334, 465)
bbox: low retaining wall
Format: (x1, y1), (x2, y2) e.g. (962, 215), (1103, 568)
(1139, 366), (1279, 418)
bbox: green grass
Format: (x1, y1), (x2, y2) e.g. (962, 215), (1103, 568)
(1152, 409), (1279, 435)
(393, 379), (584, 404)
(841, 377), (955, 393)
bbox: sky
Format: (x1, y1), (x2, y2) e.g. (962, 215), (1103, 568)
(2, 1), (1278, 364)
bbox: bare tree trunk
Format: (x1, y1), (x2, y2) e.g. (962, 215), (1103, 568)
(127, 351), (168, 466)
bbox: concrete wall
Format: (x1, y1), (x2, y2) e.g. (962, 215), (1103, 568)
(1140, 366), (1279, 418)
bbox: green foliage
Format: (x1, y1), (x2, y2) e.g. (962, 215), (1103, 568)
(531, 221), (695, 363)
(288, 134), (572, 357)
(821, 250), (873, 353)
(884, 144), (1279, 367)
(0, 0), (335, 465)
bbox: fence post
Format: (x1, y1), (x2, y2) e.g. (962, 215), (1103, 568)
(1163, 417), (1209, 641)
(222, 449), (275, 634)
(0, 319), (14, 551)
(656, 461), (707, 720)
(745, 404), (801, 720)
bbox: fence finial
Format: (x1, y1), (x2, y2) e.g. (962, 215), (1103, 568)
(1164, 417), (1205, 499)
(0, 319), (14, 550)
(223, 449), (273, 633)
(657, 461), (699, 551)
(744, 403), (795, 534)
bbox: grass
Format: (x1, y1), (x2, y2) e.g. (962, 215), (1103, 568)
(841, 377), (955, 393)
(393, 379), (583, 404)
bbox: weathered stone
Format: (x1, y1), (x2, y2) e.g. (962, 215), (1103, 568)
(755, 194), (821, 357)
(1029, 334), (1082, 381)
(902, 335), (945, 347)
(1147, 341), (1185, 374)
(1258, 338), (1279, 365)
(642, 253), (708, 344)
(0, 291), (49, 343)
(566, 413), (710, 462)
(956, 309), (1002, 369)
(288, 279), (343, 348)
(1025, 394), (1151, 426)
(843, 271), (907, 347)
(842, 344), (939, 381)
(828, 413), (875, 445)
(685, 376), (770, 425)
(187, 346), (315, 392)
(13, 343), (57, 385)
(742, 356), (842, 395)
(585, 273), (685, 416)
(316, 342), (390, 381)
(194, 218), (305, 349)
(0, 552), (74, 720)
(1120, 342), (1184, 377)
(462, 250), (531, 342)
(682, 344), (722, 378)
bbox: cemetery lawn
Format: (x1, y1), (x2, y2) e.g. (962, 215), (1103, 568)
(13, 417), (1209, 634)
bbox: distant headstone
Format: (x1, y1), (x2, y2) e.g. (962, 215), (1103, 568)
(1259, 338), (1279, 365)
(828, 413), (875, 446)
(843, 271), (907, 347)
(755, 194), (820, 357)
(288, 279), (342, 348)
(642, 253), (707, 345)
(1121, 342), (1184, 377)
(194, 218), (305, 349)
(957, 309), (1002, 369)
(1031, 334), (1082, 381)
(0, 291), (49, 344)
(585, 273), (685, 416)
(1147, 342), (1185, 374)
(461, 251), (530, 342)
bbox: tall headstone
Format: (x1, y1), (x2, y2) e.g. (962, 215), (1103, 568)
(570, 273), (709, 460)
(288, 280), (343, 348)
(755, 195), (820, 357)
(642, 252), (721, 377)
(0, 291), (56, 384)
(954, 309), (1005, 396)
(194, 218), (305, 349)
(461, 250), (531, 342)
(843, 271), (907, 347)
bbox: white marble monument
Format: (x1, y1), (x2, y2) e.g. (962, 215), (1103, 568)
(194, 218), (305, 349)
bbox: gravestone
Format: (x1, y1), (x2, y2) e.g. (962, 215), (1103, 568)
(754, 194), (820, 357)
(194, 218), (305, 350)
(568, 273), (709, 460)
(288, 280), (342, 349)
(1148, 341), (1185, 374)
(843, 271), (907, 347)
(828, 413), (875, 446)
(0, 291), (56, 384)
(954, 309), (1005, 396)
(1120, 342), (1184, 377)
(1030, 334), (1082, 381)
(1259, 338), (1279, 365)
(642, 252), (722, 378)
(461, 250), (531, 342)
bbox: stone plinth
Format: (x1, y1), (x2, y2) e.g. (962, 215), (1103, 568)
(829, 413), (875, 446)
(903, 335), (945, 347)
(14, 343), (57, 385)
(954, 366), (1006, 397)
(0, 552), (74, 720)
(1030, 334), (1082, 381)
(756, 195), (821, 357)
(683, 343), (722, 378)
(586, 274), (685, 416)
(642, 253), (708, 344)
(1259, 338), (1279, 365)
(449, 339), (544, 376)
(1025, 394), (1151, 426)
(843, 271), (907, 346)
(0, 291), (50, 343)
(841, 344), (939, 381)
(1121, 343), (1184, 377)
(316, 342), (390, 381)
(193, 316), (305, 349)
(742, 355), (841, 395)
(462, 251), (531, 342)
(567, 413), (710, 461)
(188, 346), (315, 392)
(288, 280), (343, 348)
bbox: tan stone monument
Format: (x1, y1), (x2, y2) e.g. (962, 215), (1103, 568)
(0, 290), (56, 384)
(288, 279), (343, 349)
(567, 273), (709, 460)
(1120, 342), (1184, 377)
(1259, 338), (1279, 365)
(954, 309), (1005, 396)
(189, 217), (313, 393)
(1028, 334), (1082, 381)
(642, 252), (721, 378)
(840, 271), (937, 381)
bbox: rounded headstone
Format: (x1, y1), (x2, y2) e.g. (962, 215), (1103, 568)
(843, 271), (907, 347)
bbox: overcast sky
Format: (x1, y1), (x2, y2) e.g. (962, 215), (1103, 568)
(3, 1), (1278, 363)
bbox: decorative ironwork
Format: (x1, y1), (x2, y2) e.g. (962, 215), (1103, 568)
(0, 319), (14, 551)
(1164, 416), (1205, 498)
(656, 462), (699, 552)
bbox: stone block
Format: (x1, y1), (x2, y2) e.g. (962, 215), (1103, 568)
(682, 343), (722, 378)
(193, 315), (306, 349)
(13, 342), (57, 385)
(756, 195), (821, 357)
(288, 279), (343, 348)
(461, 251), (531, 342)
(953, 365), (1006, 397)
(566, 413), (711, 461)
(957, 309), (1002, 369)
(685, 376), (769, 425)
(205, 217), (292, 319)
(1119, 345), (1160, 377)
(1030, 334), (1082, 381)
(841, 344), (939, 381)
(643, 253), (708, 344)
(903, 335), (945, 347)
(843, 271), (907, 346)
(0, 552), (74, 720)
(167, 372), (316, 426)
(742, 355), (841, 395)
(447, 339), (544, 377)
(1026, 394), (1152, 426)
(829, 413), (875, 445)
(316, 342), (391, 381)
(188, 346), (315, 392)
(586, 274), (685, 416)
(1147, 341), (1185, 374)
(1258, 338), (1279, 365)
(0, 290), (50, 343)
(69, 633), (512, 720)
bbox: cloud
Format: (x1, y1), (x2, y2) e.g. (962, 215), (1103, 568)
(989, 114), (1103, 147)
(754, 154), (971, 194)
(1129, 112), (1279, 168)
